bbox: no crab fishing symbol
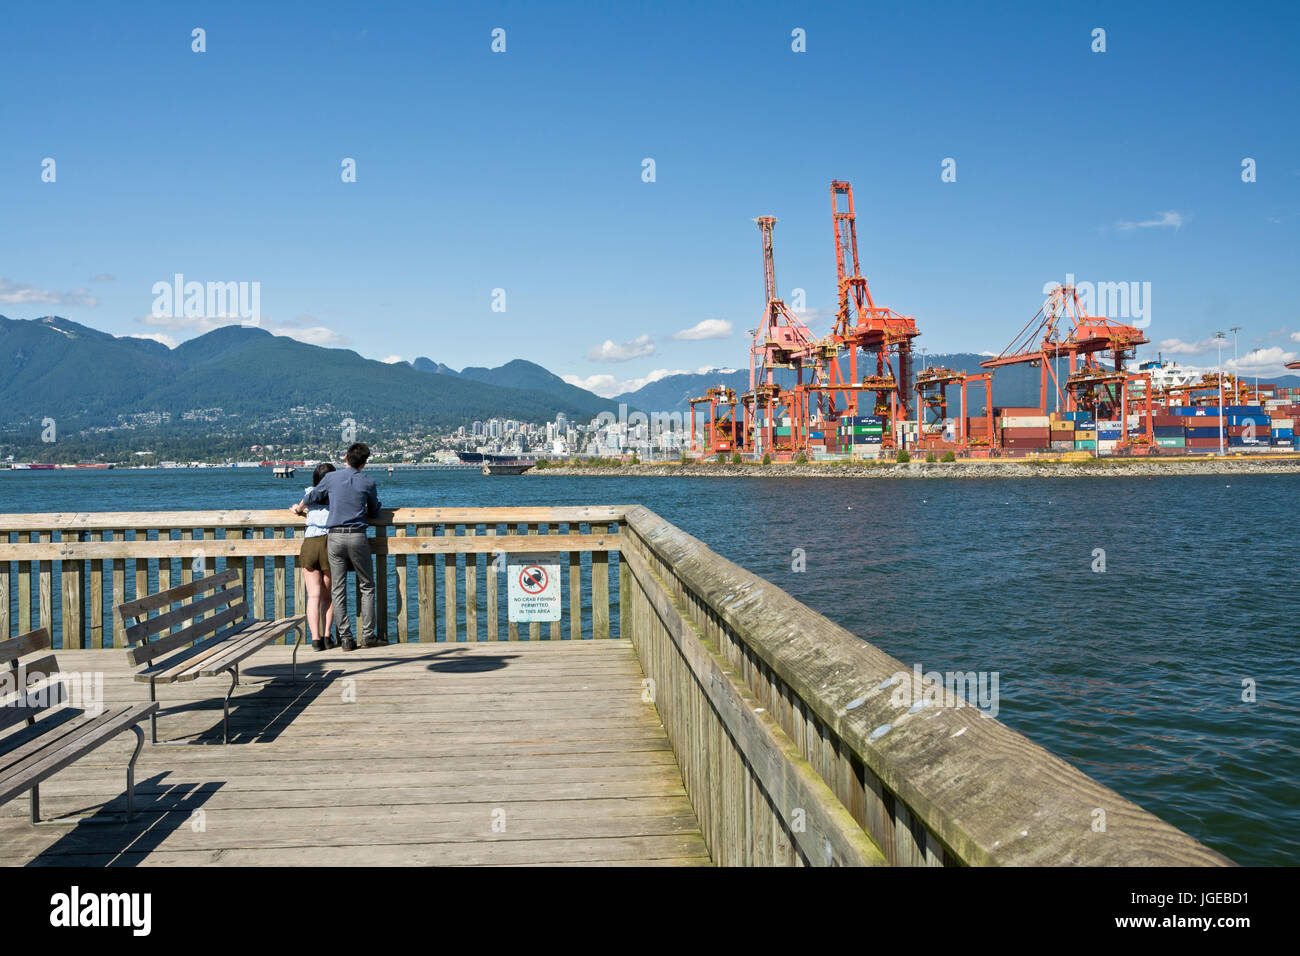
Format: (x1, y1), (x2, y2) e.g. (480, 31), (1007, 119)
(508, 551), (562, 622)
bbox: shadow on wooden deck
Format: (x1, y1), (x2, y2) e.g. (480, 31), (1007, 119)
(1, 641), (710, 866)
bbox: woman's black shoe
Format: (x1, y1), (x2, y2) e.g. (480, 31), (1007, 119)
(312, 639), (325, 652)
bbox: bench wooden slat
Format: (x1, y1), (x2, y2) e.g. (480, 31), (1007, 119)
(170, 621), (278, 681)
(0, 629), (50, 667)
(0, 707), (84, 773)
(128, 601), (250, 666)
(0, 682), (67, 733)
(135, 619), (258, 683)
(0, 703), (157, 806)
(123, 584), (244, 646)
(115, 568), (238, 622)
(0, 654), (61, 707)
(195, 617), (305, 677)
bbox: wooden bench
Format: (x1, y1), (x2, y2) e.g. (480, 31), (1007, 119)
(1, 628), (156, 824)
(115, 568), (306, 745)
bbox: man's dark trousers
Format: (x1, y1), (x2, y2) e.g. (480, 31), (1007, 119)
(327, 529), (376, 643)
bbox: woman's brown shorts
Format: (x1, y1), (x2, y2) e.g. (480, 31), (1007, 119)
(300, 534), (329, 572)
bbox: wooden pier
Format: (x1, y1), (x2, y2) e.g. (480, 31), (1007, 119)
(0, 507), (1232, 866)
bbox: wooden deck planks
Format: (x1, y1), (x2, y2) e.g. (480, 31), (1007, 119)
(0, 641), (708, 867)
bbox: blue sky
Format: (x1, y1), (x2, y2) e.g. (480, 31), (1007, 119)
(3, 0), (1298, 395)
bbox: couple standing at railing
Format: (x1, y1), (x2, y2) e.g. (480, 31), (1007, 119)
(289, 442), (384, 653)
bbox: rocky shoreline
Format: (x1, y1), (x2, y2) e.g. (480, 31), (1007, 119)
(532, 457), (1300, 479)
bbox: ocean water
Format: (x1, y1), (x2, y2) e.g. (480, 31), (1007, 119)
(2, 467), (1297, 865)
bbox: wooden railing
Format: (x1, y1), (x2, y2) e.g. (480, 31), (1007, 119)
(0, 508), (620, 647)
(617, 505), (1233, 867)
(0, 504), (1233, 866)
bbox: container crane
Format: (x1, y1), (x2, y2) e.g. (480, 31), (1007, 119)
(743, 216), (821, 457)
(821, 180), (921, 447)
(981, 285), (1149, 415)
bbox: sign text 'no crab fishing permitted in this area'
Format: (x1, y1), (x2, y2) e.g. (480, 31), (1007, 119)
(507, 551), (562, 622)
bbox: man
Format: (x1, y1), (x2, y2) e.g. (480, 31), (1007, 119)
(294, 442), (384, 652)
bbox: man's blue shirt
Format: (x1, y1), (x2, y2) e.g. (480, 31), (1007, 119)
(303, 467), (381, 529)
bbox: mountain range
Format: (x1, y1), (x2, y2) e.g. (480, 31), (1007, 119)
(0, 315), (618, 460)
(3, 314), (1295, 461)
(0, 315), (615, 428)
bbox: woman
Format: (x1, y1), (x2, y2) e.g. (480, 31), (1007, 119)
(294, 462), (336, 651)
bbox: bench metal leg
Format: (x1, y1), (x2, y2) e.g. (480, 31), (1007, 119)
(291, 627), (303, 684)
(149, 677), (159, 745)
(125, 724), (144, 820)
(223, 665), (238, 745)
(29, 725), (147, 827)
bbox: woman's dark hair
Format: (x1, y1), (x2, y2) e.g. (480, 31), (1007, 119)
(312, 462), (336, 486)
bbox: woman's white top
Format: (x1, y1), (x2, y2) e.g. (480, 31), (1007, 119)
(304, 486), (329, 538)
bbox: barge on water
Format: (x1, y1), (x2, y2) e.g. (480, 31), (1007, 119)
(457, 451), (536, 475)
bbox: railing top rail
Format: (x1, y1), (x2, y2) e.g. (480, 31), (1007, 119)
(0, 506), (632, 532)
(622, 505), (1231, 867)
(0, 532), (620, 561)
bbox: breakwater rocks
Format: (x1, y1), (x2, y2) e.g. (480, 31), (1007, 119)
(532, 457), (1300, 479)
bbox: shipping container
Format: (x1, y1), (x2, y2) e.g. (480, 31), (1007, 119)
(1001, 416), (1050, 428)
(1074, 430), (1097, 441)
(1074, 440), (1097, 449)
(1155, 437), (1186, 447)
(1153, 425), (1184, 437)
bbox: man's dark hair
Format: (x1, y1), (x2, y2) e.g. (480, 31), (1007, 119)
(345, 442), (371, 469)
(312, 462), (335, 486)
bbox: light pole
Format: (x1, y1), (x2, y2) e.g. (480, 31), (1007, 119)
(1215, 331), (1226, 455)
(1229, 325), (1242, 405)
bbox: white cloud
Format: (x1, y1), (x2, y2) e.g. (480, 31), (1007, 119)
(89, 273), (115, 283)
(1292, 331), (1300, 343)
(1116, 211), (1186, 232)
(135, 313), (351, 347)
(129, 332), (177, 348)
(585, 334), (655, 362)
(1227, 346), (1298, 371)
(138, 313), (242, 333)
(276, 325), (350, 347)
(563, 366), (739, 398)
(380, 355), (404, 364)
(1158, 337), (1220, 356)
(673, 319), (733, 340)
(0, 278), (100, 307)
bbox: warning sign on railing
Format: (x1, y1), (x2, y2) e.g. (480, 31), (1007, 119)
(507, 551), (562, 622)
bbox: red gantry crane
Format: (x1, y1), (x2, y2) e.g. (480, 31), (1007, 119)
(742, 216), (822, 457)
(817, 180), (921, 448)
(915, 366), (996, 452)
(981, 284), (1149, 417)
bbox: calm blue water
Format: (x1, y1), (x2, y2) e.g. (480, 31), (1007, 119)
(2, 468), (1297, 865)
